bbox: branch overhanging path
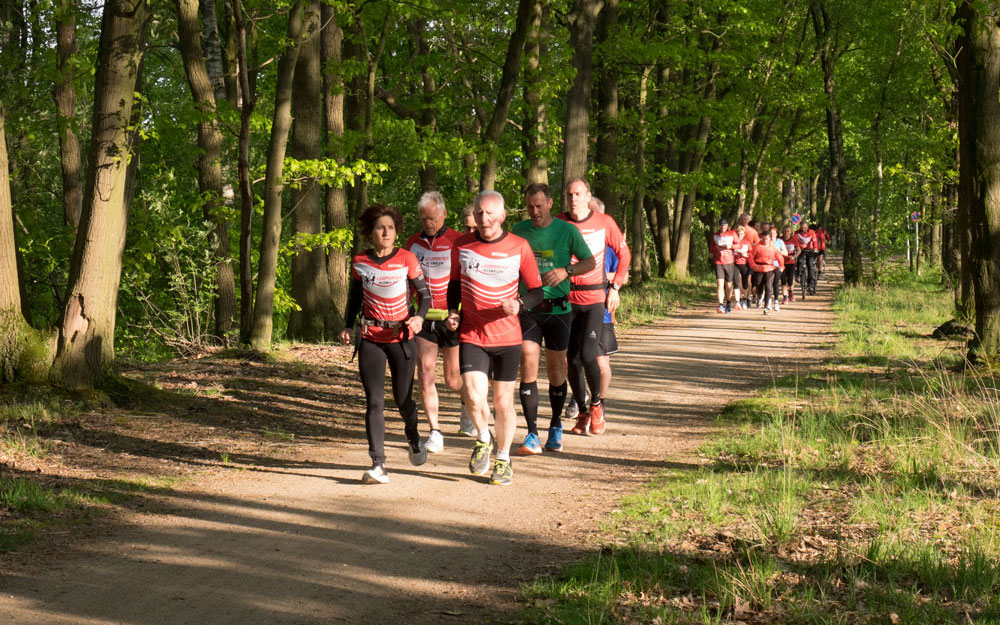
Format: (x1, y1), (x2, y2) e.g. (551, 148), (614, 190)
(0, 264), (838, 624)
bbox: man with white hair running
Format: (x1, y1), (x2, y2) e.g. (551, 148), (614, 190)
(406, 191), (468, 451)
(446, 191), (543, 486)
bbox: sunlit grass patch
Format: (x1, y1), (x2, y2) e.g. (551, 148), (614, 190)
(617, 276), (712, 331)
(524, 264), (1000, 624)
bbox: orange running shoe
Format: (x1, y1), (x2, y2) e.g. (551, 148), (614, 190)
(588, 403), (606, 435)
(570, 413), (590, 435)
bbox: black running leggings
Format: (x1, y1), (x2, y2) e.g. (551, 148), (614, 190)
(358, 339), (418, 465)
(752, 271), (775, 304)
(567, 302), (605, 410)
(735, 264), (752, 293)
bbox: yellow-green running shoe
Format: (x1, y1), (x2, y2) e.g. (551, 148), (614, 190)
(490, 458), (513, 486)
(469, 439), (491, 475)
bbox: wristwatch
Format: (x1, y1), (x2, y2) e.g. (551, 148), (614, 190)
(566, 264), (575, 276)
(610, 282), (621, 291)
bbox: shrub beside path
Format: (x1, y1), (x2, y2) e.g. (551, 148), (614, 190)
(0, 266), (837, 624)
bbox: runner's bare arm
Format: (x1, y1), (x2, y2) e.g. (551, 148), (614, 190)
(407, 275), (431, 335)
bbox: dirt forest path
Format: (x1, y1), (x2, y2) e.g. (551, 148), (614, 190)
(1, 263), (838, 625)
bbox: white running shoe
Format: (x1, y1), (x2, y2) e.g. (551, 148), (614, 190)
(458, 405), (478, 437)
(425, 429), (444, 453)
(362, 463), (389, 484)
(408, 441), (428, 466)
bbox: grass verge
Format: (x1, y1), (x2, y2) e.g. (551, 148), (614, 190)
(616, 275), (712, 331)
(523, 266), (1000, 624)
(1, 391), (177, 553)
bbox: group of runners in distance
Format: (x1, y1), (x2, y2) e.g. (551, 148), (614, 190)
(338, 179), (629, 487)
(710, 213), (830, 315)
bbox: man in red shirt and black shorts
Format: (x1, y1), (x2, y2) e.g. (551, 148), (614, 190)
(710, 217), (737, 313)
(406, 191), (467, 451)
(559, 178), (630, 436)
(446, 191), (543, 486)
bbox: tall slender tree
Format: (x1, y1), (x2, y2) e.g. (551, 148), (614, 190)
(956, 0), (1000, 360)
(562, 0), (603, 187)
(177, 0), (237, 342)
(322, 4), (349, 327)
(249, 0), (305, 348)
(287, 0), (337, 341)
(54, 0), (83, 230)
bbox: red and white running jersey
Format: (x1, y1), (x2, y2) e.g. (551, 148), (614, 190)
(748, 241), (780, 273)
(558, 211), (631, 305)
(351, 248), (423, 343)
(782, 239), (798, 264)
(732, 232), (752, 265)
(405, 227), (462, 312)
(711, 230), (737, 265)
(451, 232), (542, 347)
(795, 229), (818, 251)
(744, 225), (761, 247)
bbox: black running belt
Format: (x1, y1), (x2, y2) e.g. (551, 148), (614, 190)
(570, 282), (607, 291)
(360, 317), (404, 328)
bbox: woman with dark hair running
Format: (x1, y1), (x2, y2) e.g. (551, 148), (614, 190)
(339, 204), (432, 484)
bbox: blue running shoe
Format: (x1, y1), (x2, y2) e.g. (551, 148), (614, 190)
(544, 426), (563, 452)
(517, 432), (542, 455)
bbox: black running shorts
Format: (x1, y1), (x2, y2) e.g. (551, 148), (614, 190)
(781, 265), (795, 286)
(415, 319), (459, 348)
(459, 343), (521, 382)
(519, 310), (571, 351)
(715, 263), (736, 283)
(597, 323), (618, 357)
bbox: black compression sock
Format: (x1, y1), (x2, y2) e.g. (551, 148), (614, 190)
(549, 382), (567, 429)
(519, 381), (539, 435)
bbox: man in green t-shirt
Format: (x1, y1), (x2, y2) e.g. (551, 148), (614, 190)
(511, 183), (596, 454)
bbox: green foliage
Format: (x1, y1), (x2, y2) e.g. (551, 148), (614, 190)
(0, 0), (962, 364)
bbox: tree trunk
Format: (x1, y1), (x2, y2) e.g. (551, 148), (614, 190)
(812, 0), (860, 284)
(651, 61), (672, 276)
(53, 0), (150, 388)
(593, 0), (618, 222)
(374, 19), (438, 191)
(322, 4), (349, 329)
(958, 1), (1000, 359)
(956, 4), (977, 322)
(233, 0), (257, 344)
(249, 0), (304, 348)
(0, 97), (20, 316)
(54, 0), (83, 230)
(0, 95), (45, 382)
(671, 56), (717, 280)
(630, 65), (651, 283)
(344, 8), (389, 253)
(561, 0), (602, 187)
(287, 0), (336, 342)
(200, 0), (228, 103)
(522, 0), (548, 185)
(478, 0), (532, 190)
(177, 0), (236, 343)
